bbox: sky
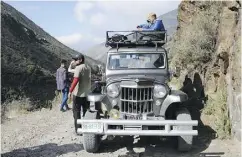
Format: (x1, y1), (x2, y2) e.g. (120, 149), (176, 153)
(6, 0), (181, 51)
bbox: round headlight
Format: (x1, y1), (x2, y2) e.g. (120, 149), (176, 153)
(154, 85), (167, 98)
(107, 84), (119, 98)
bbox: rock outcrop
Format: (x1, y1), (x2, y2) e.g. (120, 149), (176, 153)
(170, 1), (241, 140)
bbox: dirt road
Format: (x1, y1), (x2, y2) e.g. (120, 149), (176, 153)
(1, 104), (241, 157)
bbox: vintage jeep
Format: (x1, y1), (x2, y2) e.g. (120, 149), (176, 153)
(77, 31), (198, 153)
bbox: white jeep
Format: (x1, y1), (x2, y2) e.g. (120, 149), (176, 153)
(77, 31), (198, 153)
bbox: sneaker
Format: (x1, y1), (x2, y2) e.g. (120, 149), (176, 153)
(66, 107), (71, 110)
(60, 108), (66, 112)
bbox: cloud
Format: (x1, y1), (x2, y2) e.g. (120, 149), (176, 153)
(74, 1), (94, 23)
(74, 1), (181, 29)
(70, 1), (181, 49)
(82, 34), (105, 44)
(56, 33), (82, 46)
(95, 1), (181, 29)
(90, 12), (107, 26)
(56, 33), (105, 51)
(93, 37), (105, 43)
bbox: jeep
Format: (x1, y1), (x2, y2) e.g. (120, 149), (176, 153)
(77, 31), (198, 153)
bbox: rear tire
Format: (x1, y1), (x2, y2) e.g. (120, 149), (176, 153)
(174, 108), (193, 152)
(82, 111), (101, 153)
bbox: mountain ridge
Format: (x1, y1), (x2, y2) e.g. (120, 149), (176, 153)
(1, 1), (102, 108)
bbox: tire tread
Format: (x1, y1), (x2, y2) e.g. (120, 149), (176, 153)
(82, 111), (101, 153)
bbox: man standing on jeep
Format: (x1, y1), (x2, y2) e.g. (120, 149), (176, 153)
(137, 13), (165, 31)
(69, 54), (91, 133)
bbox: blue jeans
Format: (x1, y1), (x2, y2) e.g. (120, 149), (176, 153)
(60, 87), (69, 110)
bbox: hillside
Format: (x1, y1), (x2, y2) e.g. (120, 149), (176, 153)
(169, 1), (241, 141)
(83, 9), (178, 64)
(158, 9), (178, 37)
(1, 1), (102, 109)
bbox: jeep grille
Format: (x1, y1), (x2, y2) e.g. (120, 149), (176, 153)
(120, 87), (153, 114)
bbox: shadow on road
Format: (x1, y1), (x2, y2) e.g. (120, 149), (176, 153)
(1, 143), (83, 157)
(99, 130), (221, 157)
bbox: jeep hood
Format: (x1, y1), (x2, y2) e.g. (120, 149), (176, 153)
(106, 74), (168, 84)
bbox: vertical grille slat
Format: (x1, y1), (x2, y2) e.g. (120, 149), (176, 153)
(132, 101), (134, 113)
(139, 89), (141, 101)
(147, 88), (149, 100)
(136, 89), (138, 114)
(128, 102), (130, 113)
(121, 86), (153, 114)
(132, 88), (134, 101)
(143, 88), (145, 101)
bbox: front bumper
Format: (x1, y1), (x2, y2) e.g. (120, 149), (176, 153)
(77, 119), (198, 136)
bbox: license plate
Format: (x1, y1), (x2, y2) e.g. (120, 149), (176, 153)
(126, 114), (142, 120)
(82, 123), (103, 133)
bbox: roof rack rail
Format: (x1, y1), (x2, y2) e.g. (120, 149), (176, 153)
(105, 30), (167, 48)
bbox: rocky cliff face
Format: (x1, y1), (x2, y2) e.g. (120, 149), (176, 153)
(169, 1), (241, 140)
(1, 2), (102, 109)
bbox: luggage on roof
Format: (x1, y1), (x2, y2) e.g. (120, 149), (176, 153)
(105, 30), (167, 48)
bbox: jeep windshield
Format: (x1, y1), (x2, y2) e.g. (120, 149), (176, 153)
(108, 53), (165, 70)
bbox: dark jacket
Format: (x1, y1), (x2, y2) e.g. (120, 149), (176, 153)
(56, 67), (70, 90)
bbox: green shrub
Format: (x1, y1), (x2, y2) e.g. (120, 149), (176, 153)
(26, 64), (36, 74)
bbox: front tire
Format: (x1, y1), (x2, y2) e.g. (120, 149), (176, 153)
(82, 111), (101, 153)
(174, 108), (193, 152)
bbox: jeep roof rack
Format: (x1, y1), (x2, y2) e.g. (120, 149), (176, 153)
(105, 30), (167, 48)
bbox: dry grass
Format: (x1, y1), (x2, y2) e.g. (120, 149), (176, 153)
(1, 91), (63, 122)
(202, 88), (231, 139)
(169, 77), (182, 90)
(1, 98), (32, 121)
(47, 90), (63, 110)
(170, 2), (222, 69)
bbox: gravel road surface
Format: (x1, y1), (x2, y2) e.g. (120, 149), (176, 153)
(1, 104), (241, 157)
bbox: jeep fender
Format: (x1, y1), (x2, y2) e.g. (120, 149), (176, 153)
(87, 93), (105, 102)
(87, 93), (112, 111)
(160, 90), (188, 117)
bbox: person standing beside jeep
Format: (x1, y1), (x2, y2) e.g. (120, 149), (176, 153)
(68, 55), (78, 73)
(68, 55), (78, 87)
(56, 59), (71, 112)
(69, 54), (91, 133)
